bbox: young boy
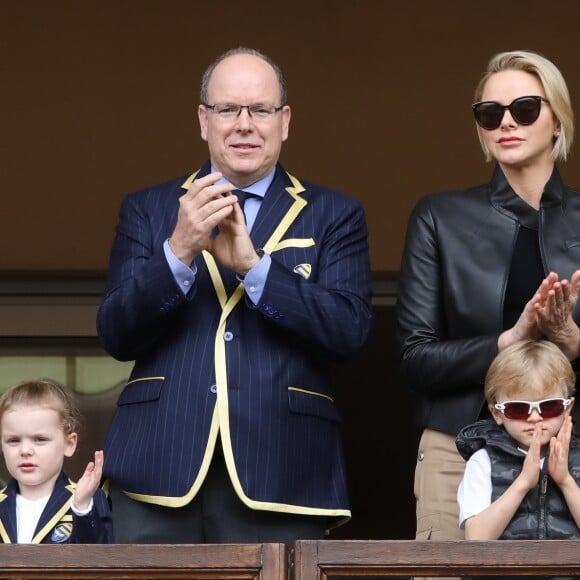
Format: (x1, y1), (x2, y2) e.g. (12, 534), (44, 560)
(0, 380), (113, 543)
(456, 339), (580, 540)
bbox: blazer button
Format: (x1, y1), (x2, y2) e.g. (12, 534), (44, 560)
(210, 384), (217, 394)
(223, 331), (234, 341)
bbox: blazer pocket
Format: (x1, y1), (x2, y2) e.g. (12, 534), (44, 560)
(566, 235), (580, 249)
(288, 387), (342, 422)
(117, 376), (164, 406)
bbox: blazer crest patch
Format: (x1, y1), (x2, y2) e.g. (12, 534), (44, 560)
(50, 522), (73, 543)
(293, 263), (312, 279)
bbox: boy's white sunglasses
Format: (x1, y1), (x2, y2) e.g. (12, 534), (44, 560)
(494, 397), (571, 420)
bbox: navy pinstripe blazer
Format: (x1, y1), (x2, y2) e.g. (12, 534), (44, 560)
(97, 162), (372, 520)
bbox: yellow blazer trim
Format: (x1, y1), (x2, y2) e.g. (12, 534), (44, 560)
(0, 489), (10, 543)
(126, 376), (165, 386)
(203, 251), (231, 309)
(273, 238), (315, 251)
(31, 481), (75, 544)
(288, 386), (334, 403)
(122, 406), (221, 508)
(260, 173), (306, 255)
(0, 520), (10, 543)
(181, 171), (199, 190)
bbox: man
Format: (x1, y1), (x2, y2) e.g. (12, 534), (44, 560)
(97, 47), (372, 543)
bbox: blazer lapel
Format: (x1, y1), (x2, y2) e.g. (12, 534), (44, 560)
(249, 165), (307, 251)
(32, 473), (74, 544)
(0, 481), (19, 543)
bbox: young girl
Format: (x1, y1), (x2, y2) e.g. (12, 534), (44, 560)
(457, 340), (580, 540)
(0, 380), (113, 543)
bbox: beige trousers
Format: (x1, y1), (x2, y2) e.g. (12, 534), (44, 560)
(413, 428), (466, 580)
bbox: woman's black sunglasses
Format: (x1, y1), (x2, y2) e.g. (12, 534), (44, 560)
(472, 95), (549, 131)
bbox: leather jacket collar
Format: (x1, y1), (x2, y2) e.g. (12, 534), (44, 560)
(490, 164), (565, 229)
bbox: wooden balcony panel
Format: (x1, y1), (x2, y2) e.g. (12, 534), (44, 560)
(291, 540), (580, 579)
(0, 542), (287, 580)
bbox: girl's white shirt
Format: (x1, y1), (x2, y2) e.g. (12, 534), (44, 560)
(16, 493), (50, 543)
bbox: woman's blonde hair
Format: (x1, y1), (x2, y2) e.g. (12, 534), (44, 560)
(484, 340), (575, 404)
(474, 50), (574, 162)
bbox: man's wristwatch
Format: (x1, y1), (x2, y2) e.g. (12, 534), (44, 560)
(238, 248), (265, 279)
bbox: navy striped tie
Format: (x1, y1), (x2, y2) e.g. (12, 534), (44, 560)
(233, 189), (258, 213)
(232, 189), (259, 224)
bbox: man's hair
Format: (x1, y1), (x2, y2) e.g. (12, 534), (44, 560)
(200, 47), (287, 106)
(0, 380), (80, 436)
(484, 339), (576, 403)
(473, 50), (574, 162)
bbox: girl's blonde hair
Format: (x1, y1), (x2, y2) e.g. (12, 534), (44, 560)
(0, 380), (80, 435)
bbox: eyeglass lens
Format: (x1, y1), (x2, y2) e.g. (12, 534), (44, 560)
(501, 398), (567, 420)
(473, 96), (543, 130)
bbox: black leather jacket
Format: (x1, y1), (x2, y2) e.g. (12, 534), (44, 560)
(396, 165), (580, 435)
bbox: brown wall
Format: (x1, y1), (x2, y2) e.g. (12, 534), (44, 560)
(4, 1), (580, 273)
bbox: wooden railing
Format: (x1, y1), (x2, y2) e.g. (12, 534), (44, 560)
(291, 540), (580, 578)
(0, 542), (287, 579)
(0, 541), (577, 579)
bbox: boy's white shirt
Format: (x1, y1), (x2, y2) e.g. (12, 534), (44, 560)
(457, 447), (545, 528)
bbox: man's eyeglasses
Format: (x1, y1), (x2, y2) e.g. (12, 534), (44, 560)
(472, 95), (549, 131)
(202, 103), (284, 120)
(494, 397), (571, 420)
